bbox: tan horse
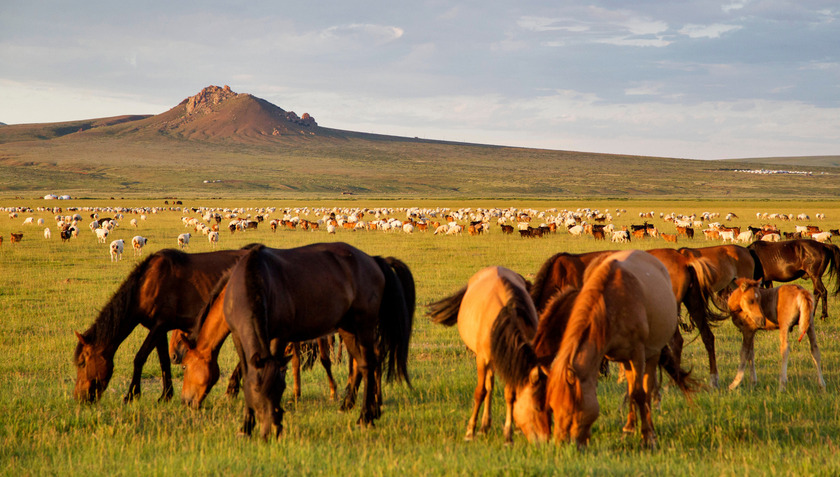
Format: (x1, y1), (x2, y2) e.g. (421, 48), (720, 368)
(727, 278), (825, 391)
(519, 250), (692, 448)
(428, 266), (539, 443)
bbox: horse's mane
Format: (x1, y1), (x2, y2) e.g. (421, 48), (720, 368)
(186, 267), (234, 342)
(532, 287), (580, 365)
(74, 250), (185, 361)
(489, 274), (539, 387)
(530, 252), (565, 308)
(242, 244), (274, 363)
(550, 259), (615, 410)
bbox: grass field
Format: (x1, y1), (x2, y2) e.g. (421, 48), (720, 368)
(2, 198), (840, 475)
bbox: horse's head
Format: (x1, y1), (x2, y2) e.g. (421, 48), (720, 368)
(169, 330), (191, 365)
(244, 354), (287, 440)
(513, 366), (550, 443)
(180, 346), (220, 409)
(729, 278), (766, 328)
(73, 331), (113, 402)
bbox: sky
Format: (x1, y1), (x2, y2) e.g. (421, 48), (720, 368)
(1, 1), (838, 160)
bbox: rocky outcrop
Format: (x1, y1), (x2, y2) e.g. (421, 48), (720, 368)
(184, 85), (238, 115)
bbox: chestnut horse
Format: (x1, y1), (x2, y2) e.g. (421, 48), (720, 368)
(224, 243), (414, 440)
(73, 248), (249, 403)
(178, 276), (339, 409)
(747, 239), (840, 320)
(501, 251), (694, 447)
(428, 266), (539, 443)
(727, 278), (825, 391)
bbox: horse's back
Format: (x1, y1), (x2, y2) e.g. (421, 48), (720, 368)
(458, 266), (533, 356)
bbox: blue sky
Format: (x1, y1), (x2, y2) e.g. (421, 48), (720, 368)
(1, 1), (838, 159)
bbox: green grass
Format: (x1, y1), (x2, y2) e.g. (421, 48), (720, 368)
(2, 198), (840, 475)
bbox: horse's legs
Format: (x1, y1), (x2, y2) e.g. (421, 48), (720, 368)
(465, 360), (488, 441)
(640, 356), (659, 448)
(695, 315), (719, 388)
(154, 334), (174, 402)
(778, 324), (791, 391)
(502, 383), (515, 444)
(620, 361), (638, 434)
(479, 367), (494, 435)
(318, 337), (338, 400)
(355, 337), (379, 426)
(339, 334), (362, 411)
(805, 324), (827, 389)
(125, 323), (168, 402)
(290, 343), (302, 402)
(729, 328), (755, 390)
(225, 360), (243, 398)
(812, 277), (829, 320)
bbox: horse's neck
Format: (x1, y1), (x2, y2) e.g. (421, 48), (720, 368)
(197, 309), (231, 357)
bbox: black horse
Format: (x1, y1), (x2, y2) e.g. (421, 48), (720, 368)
(748, 239), (840, 319)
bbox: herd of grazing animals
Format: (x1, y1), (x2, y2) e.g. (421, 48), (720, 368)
(3, 204), (836, 447)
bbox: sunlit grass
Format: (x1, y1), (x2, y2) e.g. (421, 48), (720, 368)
(2, 198), (840, 475)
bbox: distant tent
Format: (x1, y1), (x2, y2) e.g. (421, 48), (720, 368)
(44, 194), (58, 200)
(58, 195), (71, 200)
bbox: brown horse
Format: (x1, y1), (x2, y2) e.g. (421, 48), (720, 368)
(73, 248), (249, 403)
(501, 251), (694, 447)
(178, 276), (339, 409)
(748, 239), (840, 320)
(727, 278), (825, 391)
(676, 244), (756, 387)
(428, 266), (540, 443)
(224, 243), (414, 440)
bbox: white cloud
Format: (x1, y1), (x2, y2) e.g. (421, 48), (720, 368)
(679, 23), (742, 39)
(320, 24), (404, 44)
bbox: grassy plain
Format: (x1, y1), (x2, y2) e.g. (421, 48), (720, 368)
(2, 198), (840, 476)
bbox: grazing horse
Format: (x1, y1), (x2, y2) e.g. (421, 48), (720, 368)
(676, 244), (756, 386)
(747, 239), (840, 320)
(727, 278), (825, 391)
(73, 248), (249, 403)
(177, 277), (339, 409)
(502, 251), (693, 447)
(224, 243), (414, 440)
(427, 266), (539, 443)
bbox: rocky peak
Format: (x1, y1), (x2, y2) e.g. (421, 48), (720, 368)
(184, 85), (238, 115)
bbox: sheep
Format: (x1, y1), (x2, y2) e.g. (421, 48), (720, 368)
(131, 236), (147, 256)
(326, 224), (336, 234)
(812, 231), (832, 243)
(110, 239), (125, 262)
(720, 230), (736, 243)
(208, 231), (219, 248)
(736, 230), (754, 244)
(44, 228), (51, 239)
(402, 223), (414, 234)
(611, 230), (630, 243)
(178, 233), (191, 249)
(95, 227), (109, 244)
(130, 218), (138, 228)
(761, 233), (782, 242)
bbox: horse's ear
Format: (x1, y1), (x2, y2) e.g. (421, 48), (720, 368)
(74, 330), (87, 345)
(249, 353), (265, 368)
(739, 280), (749, 292)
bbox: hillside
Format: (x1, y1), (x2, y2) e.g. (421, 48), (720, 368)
(0, 85), (838, 199)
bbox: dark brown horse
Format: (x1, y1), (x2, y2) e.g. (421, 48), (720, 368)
(529, 251), (612, 311)
(748, 239), (840, 320)
(73, 248), (249, 402)
(177, 274), (340, 409)
(224, 243), (414, 440)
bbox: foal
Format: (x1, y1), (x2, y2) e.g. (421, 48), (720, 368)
(727, 278), (825, 391)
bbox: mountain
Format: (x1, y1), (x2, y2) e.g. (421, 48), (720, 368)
(0, 86), (838, 199)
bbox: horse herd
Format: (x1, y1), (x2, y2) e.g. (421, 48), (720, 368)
(72, 238), (839, 446)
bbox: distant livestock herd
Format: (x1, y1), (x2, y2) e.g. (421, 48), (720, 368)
(0, 205), (836, 261)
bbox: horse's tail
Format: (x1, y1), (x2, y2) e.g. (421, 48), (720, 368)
(658, 343), (699, 398)
(825, 243), (840, 296)
(490, 278), (539, 387)
(684, 256), (729, 325)
(427, 286), (467, 327)
(374, 256), (414, 386)
(798, 288), (816, 342)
